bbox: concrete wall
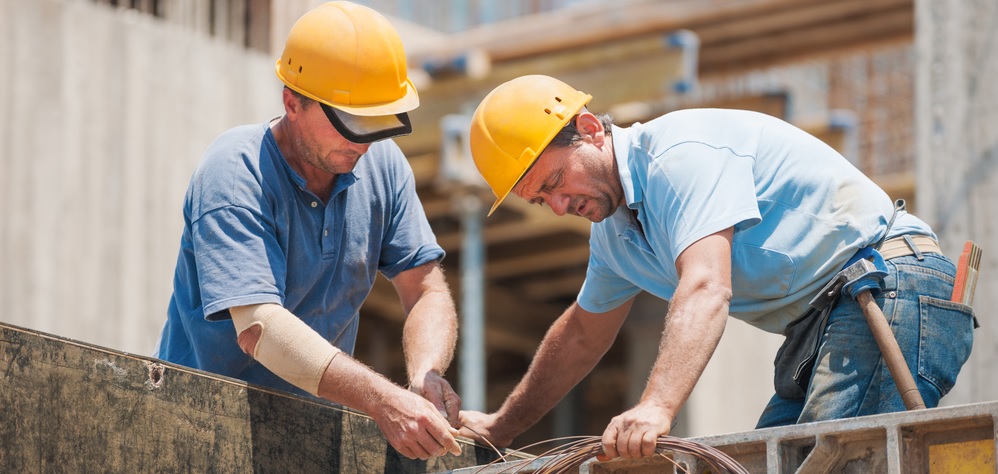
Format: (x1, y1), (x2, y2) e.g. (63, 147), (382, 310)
(916, 0), (998, 405)
(0, 0), (281, 354)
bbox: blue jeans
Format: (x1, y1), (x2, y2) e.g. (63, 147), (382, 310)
(757, 253), (976, 428)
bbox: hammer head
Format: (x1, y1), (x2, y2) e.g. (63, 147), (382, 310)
(808, 247), (889, 310)
(840, 248), (889, 299)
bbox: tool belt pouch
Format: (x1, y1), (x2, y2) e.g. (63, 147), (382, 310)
(773, 301), (836, 399)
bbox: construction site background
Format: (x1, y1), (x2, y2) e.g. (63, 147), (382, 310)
(0, 0), (994, 452)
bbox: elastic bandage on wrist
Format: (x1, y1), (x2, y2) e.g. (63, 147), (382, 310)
(231, 303), (339, 396)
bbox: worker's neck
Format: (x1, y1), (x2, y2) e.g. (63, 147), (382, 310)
(272, 117), (337, 201)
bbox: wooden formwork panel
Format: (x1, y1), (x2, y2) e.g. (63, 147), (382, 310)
(0, 322), (505, 473)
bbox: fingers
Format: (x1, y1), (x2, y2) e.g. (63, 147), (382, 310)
(442, 387), (462, 422)
(639, 431), (658, 458)
(420, 416), (462, 458)
(441, 430), (463, 456)
(412, 371), (462, 424)
(602, 417), (662, 460)
(613, 429), (658, 459)
(455, 412), (486, 443)
(456, 410), (514, 449)
(601, 425), (620, 460)
(425, 405), (463, 457)
(391, 418), (463, 459)
(379, 392), (464, 460)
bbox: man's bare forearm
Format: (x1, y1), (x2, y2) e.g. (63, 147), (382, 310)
(392, 262), (458, 379)
(403, 286), (457, 378)
(641, 230), (732, 419)
(641, 283), (729, 414)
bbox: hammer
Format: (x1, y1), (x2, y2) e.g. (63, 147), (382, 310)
(832, 248), (926, 410)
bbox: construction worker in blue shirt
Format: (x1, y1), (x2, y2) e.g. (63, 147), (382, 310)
(457, 74), (974, 460)
(155, 2), (462, 460)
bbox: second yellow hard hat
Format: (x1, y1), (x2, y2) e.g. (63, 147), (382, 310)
(470, 75), (592, 215)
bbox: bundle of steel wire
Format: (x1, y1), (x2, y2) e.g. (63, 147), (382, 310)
(481, 435), (749, 474)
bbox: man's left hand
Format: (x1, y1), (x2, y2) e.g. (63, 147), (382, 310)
(600, 401), (674, 460)
(410, 370), (462, 424)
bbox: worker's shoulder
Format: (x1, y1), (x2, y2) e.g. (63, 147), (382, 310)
(202, 123), (271, 158)
(355, 138), (415, 179)
(187, 124), (275, 198)
(660, 107), (778, 120)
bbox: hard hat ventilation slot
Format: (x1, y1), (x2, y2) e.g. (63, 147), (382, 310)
(544, 108), (551, 114)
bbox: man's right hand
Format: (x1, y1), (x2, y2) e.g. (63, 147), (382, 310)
(456, 410), (514, 449)
(370, 387), (463, 460)
(317, 351), (462, 460)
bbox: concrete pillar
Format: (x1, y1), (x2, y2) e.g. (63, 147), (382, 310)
(915, 0), (998, 405)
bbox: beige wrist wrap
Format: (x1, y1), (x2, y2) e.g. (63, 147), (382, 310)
(230, 303), (339, 396)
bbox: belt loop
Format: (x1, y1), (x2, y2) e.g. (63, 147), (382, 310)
(902, 234), (924, 260)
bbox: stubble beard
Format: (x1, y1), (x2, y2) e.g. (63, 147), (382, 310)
(292, 135), (362, 176)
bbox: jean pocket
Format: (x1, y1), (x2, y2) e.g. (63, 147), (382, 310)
(917, 295), (975, 395)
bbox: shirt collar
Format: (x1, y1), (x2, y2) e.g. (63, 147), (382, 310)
(264, 123), (359, 196)
(611, 124), (642, 209)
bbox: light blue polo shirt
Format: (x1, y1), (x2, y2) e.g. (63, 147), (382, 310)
(155, 122), (444, 397)
(578, 109), (932, 333)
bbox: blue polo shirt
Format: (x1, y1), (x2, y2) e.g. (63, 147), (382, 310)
(155, 122), (444, 397)
(578, 109), (933, 333)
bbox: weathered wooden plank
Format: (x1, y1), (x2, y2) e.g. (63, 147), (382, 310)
(0, 322), (513, 473)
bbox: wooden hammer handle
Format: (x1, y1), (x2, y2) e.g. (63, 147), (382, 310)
(856, 290), (926, 410)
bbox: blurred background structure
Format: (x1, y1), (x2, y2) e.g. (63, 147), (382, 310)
(1, 0), (994, 453)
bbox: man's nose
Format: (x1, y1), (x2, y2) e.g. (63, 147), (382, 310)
(548, 194), (570, 216)
(348, 142), (371, 154)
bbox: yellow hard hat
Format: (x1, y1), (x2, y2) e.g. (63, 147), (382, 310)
(470, 75), (592, 215)
(276, 1), (418, 142)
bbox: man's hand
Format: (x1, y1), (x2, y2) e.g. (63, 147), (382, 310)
(456, 410), (514, 449)
(600, 401), (673, 459)
(409, 369), (462, 423)
(370, 388), (463, 460)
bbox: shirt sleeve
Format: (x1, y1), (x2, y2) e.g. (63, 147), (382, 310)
(577, 251), (643, 314)
(186, 143), (285, 320)
(193, 204), (285, 320)
(376, 142), (445, 279)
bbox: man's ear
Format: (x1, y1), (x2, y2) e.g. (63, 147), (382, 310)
(282, 88), (303, 119)
(576, 112), (605, 146)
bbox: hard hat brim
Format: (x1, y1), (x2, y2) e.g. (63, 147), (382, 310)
(322, 104), (412, 144)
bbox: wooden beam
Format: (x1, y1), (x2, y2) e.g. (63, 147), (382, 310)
(435, 210), (589, 251)
(407, 152), (440, 186)
(359, 275), (546, 358)
(402, 36), (692, 154)
(699, 7), (913, 71)
(486, 244), (591, 281)
(410, 0), (798, 63)
(512, 273), (588, 302)
(693, 0), (912, 45)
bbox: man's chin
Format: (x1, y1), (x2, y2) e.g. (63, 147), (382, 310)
(585, 210), (612, 223)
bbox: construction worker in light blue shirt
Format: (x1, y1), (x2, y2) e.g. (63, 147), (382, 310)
(456, 74), (974, 461)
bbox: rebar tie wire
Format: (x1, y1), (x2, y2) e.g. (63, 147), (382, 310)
(460, 430), (749, 474)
